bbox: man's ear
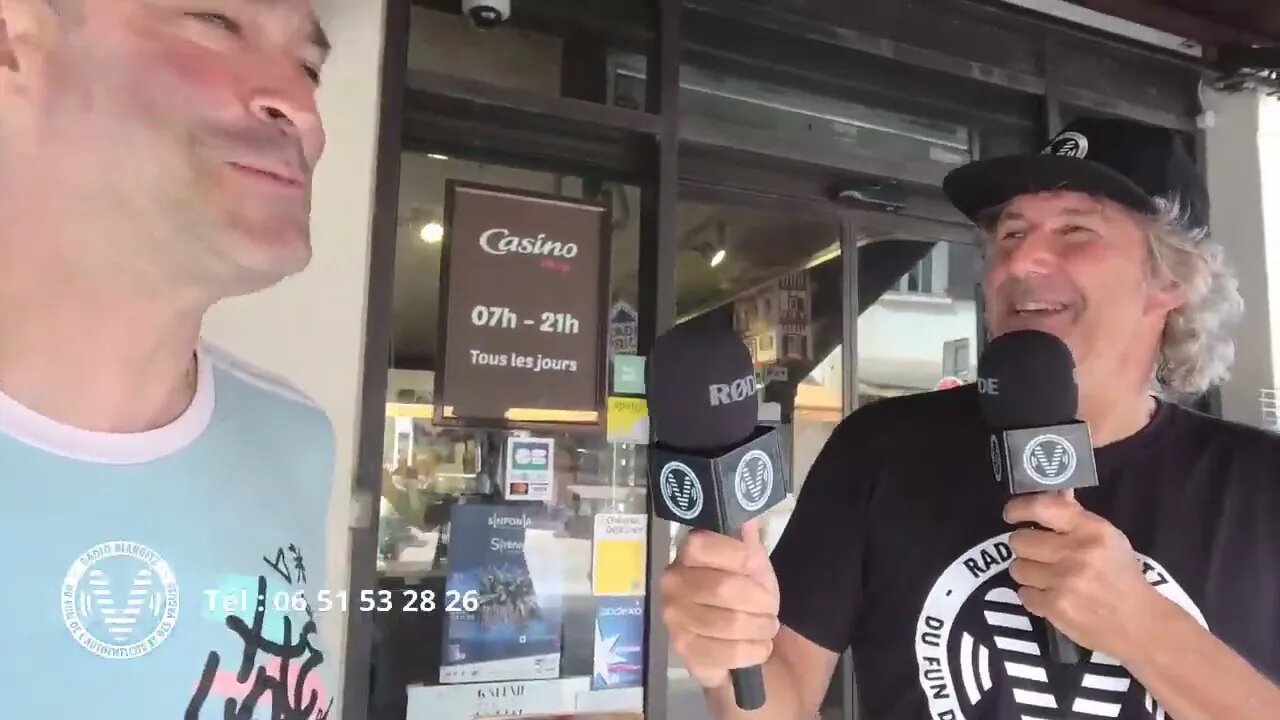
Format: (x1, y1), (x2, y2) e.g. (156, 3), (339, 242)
(1145, 273), (1187, 318)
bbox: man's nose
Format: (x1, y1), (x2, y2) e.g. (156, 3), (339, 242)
(1003, 228), (1058, 278)
(247, 73), (326, 168)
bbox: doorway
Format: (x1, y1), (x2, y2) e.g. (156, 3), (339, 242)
(661, 173), (982, 720)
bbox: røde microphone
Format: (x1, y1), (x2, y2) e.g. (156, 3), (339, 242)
(647, 320), (788, 712)
(978, 329), (1098, 667)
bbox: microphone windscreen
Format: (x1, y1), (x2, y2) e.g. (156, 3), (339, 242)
(647, 320), (758, 451)
(977, 329), (1078, 428)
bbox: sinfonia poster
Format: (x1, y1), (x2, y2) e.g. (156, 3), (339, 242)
(439, 503), (565, 684)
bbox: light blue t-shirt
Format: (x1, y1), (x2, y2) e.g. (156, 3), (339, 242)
(0, 343), (338, 718)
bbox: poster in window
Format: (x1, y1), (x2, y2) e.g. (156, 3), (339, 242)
(439, 503), (565, 684)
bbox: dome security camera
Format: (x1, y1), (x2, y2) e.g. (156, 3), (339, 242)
(462, 0), (510, 29)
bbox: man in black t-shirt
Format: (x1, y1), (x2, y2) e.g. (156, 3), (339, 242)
(658, 117), (1280, 720)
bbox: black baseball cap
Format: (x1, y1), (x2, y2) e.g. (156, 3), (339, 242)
(943, 116), (1210, 231)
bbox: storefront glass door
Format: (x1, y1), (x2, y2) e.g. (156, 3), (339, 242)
(663, 191), (849, 720)
(367, 150), (649, 720)
(658, 183), (982, 720)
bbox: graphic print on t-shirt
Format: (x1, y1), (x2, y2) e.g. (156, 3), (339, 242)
(186, 542), (333, 719)
(914, 532), (1206, 720)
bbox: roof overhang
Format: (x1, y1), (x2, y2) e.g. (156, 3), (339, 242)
(1065, 0), (1279, 47)
(997, 0), (1280, 91)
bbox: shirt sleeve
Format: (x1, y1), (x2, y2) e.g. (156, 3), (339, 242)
(770, 412), (879, 654)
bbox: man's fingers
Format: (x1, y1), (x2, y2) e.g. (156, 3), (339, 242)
(671, 634), (774, 675)
(665, 603), (781, 642)
(1017, 586), (1050, 619)
(678, 528), (777, 590)
(678, 529), (754, 571)
(664, 565), (780, 616)
(1009, 527), (1069, 563)
(739, 517), (764, 548)
(1009, 557), (1057, 590)
(1004, 491), (1082, 533)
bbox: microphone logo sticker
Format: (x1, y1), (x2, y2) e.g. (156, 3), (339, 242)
(733, 450), (774, 513)
(1021, 434), (1076, 486)
(989, 435), (1003, 485)
(659, 461), (704, 521)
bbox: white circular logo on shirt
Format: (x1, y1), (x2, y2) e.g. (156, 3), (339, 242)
(913, 533), (1205, 719)
(61, 541), (180, 659)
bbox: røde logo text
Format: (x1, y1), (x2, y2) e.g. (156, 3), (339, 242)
(709, 376), (756, 407)
(976, 377), (999, 395)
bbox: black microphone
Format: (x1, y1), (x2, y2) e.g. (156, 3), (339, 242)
(647, 320), (788, 712)
(978, 329), (1098, 667)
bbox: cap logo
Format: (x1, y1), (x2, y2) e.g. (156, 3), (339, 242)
(1043, 131), (1089, 159)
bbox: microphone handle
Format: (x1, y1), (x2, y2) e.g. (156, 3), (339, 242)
(1044, 621), (1083, 665)
(727, 525), (767, 711)
(1020, 519), (1084, 665)
(730, 666), (766, 711)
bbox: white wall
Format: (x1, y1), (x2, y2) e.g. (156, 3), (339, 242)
(857, 295), (979, 389)
(201, 0), (388, 713)
(1205, 88), (1277, 426)
(1260, 95), (1280, 409)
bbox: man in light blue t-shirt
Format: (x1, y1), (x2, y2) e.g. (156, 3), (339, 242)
(0, 0), (338, 717)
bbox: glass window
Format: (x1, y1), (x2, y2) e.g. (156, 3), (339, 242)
(857, 238), (982, 402)
(408, 3), (652, 109)
(664, 197), (846, 720)
(609, 58), (975, 178)
(370, 153), (647, 720)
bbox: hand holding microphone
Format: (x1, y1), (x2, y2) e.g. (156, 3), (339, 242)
(979, 329), (1155, 665)
(647, 320), (789, 711)
(661, 517), (782, 691)
(1002, 489), (1161, 664)
(978, 329), (1096, 665)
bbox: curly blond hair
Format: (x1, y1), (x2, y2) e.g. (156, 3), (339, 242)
(1144, 198), (1245, 399)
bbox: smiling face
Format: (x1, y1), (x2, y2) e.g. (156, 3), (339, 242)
(982, 191), (1182, 387)
(0, 0), (329, 299)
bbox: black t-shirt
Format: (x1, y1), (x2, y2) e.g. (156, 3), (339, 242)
(772, 385), (1280, 720)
